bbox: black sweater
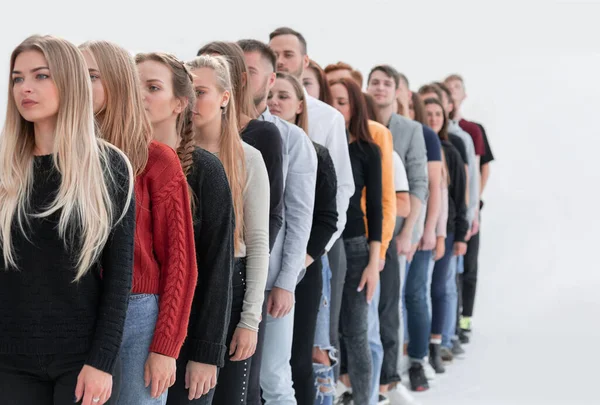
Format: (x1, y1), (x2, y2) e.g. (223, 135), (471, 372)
(343, 140), (383, 242)
(184, 147), (235, 367)
(0, 149), (135, 375)
(241, 120), (284, 251)
(307, 142), (338, 259)
(442, 141), (469, 243)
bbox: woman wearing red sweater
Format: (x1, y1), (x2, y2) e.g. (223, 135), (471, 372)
(81, 41), (198, 405)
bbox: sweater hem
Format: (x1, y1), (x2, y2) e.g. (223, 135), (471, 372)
(150, 335), (183, 359)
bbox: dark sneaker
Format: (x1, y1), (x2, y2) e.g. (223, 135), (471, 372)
(428, 343), (446, 374)
(452, 339), (466, 357)
(440, 345), (454, 362)
(409, 362), (429, 392)
(459, 328), (470, 344)
(335, 391), (353, 405)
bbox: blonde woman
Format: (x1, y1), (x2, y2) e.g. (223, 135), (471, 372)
(134, 52), (235, 404)
(80, 41), (198, 405)
(167, 54), (270, 405)
(0, 35), (134, 405)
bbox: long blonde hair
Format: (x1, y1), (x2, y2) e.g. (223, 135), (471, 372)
(135, 52), (196, 177)
(79, 40), (151, 176)
(186, 55), (246, 250)
(0, 35), (133, 281)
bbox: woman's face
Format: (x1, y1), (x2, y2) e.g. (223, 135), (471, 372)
(191, 67), (229, 129)
(330, 83), (351, 126)
(425, 103), (444, 134)
(12, 50), (60, 124)
(137, 60), (183, 126)
(302, 68), (320, 100)
(267, 78), (302, 124)
(81, 50), (106, 114)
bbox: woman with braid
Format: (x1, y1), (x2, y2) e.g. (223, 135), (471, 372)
(81, 42), (198, 405)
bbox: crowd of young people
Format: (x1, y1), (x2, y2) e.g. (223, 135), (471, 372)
(0, 27), (493, 405)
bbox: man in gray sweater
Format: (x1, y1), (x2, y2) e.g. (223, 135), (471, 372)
(367, 65), (428, 399)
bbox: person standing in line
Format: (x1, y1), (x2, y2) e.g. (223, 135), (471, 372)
(81, 41), (198, 405)
(268, 28), (355, 399)
(170, 54), (270, 405)
(366, 65), (428, 405)
(238, 39), (317, 405)
(423, 98), (468, 374)
(0, 35), (135, 405)
(197, 41), (284, 252)
(303, 59), (333, 105)
(267, 71), (339, 405)
(444, 74), (494, 339)
(329, 77), (383, 405)
(134, 52), (236, 405)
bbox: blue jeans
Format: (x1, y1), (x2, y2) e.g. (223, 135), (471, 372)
(313, 256), (336, 405)
(118, 294), (166, 405)
(260, 305), (296, 404)
(431, 234), (455, 335)
(404, 250), (432, 361)
(368, 283), (383, 405)
(442, 256), (460, 348)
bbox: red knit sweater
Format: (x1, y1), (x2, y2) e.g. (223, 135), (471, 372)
(132, 141), (198, 358)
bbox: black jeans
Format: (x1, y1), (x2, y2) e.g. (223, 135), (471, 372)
(378, 219), (402, 385)
(339, 236), (372, 405)
(326, 238), (346, 381)
(246, 291), (269, 405)
(291, 258), (323, 405)
(0, 352), (120, 405)
(169, 259), (247, 405)
(462, 231), (480, 317)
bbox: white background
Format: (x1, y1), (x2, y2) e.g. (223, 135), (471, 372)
(1, 0), (599, 403)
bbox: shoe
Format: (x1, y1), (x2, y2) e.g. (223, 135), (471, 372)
(451, 339), (466, 357)
(459, 316), (472, 332)
(335, 391), (353, 405)
(378, 394), (391, 404)
(423, 361), (436, 380)
(428, 343), (446, 373)
(440, 345), (454, 362)
(459, 328), (470, 344)
(409, 362), (429, 392)
(387, 384), (421, 404)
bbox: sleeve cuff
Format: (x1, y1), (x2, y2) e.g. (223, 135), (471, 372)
(187, 338), (227, 368)
(273, 270), (300, 293)
(86, 348), (118, 375)
(150, 333), (183, 359)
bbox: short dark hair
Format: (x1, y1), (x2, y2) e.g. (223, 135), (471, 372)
(367, 65), (400, 89)
(397, 72), (409, 88)
(237, 39), (277, 71)
(418, 84), (443, 101)
(269, 27), (307, 55)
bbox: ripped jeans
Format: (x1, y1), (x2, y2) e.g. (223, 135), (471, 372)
(313, 255), (338, 405)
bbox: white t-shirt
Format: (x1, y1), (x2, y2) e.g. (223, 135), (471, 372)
(393, 150), (409, 192)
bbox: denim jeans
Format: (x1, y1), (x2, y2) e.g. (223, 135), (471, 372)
(118, 293), (165, 405)
(442, 256), (459, 348)
(0, 352), (121, 404)
(462, 231), (480, 317)
(404, 250), (432, 361)
(430, 234), (455, 335)
(368, 283), (383, 405)
(292, 259), (323, 405)
(313, 255), (337, 405)
(326, 238), (346, 381)
(260, 304), (296, 404)
(339, 236), (372, 405)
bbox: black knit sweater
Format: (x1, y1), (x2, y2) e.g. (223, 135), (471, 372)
(183, 147), (235, 367)
(0, 149), (135, 375)
(442, 141), (468, 242)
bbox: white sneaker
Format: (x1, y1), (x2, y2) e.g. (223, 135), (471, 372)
(423, 360), (436, 381)
(386, 384), (420, 405)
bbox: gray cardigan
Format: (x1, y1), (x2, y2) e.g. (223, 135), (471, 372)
(259, 108), (317, 292)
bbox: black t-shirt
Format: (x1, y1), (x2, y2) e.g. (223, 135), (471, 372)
(475, 122), (494, 166)
(448, 133), (468, 166)
(344, 140), (383, 242)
